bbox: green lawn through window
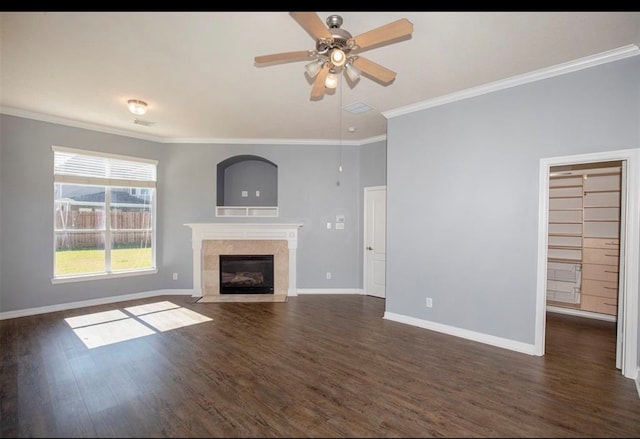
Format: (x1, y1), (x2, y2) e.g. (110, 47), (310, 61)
(55, 248), (152, 276)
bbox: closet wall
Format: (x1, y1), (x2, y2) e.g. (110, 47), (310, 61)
(547, 161), (622, 317)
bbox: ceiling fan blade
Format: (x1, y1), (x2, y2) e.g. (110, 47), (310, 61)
(310, 64), (330, 100)
(254, 50), (315, 66)
(352, 57), (396, 84)
(351, 18), (413, 52)
(290, 12), (333, 41)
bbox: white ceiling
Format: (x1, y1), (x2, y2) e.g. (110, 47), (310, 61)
(1, 11), (639, 144)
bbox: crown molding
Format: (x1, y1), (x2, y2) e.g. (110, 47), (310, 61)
(0, 106), (165, 143)
(163, 136), (385, 146)
(6, 44), (635, 145)
(383, 44), (640, 120)
(0, 106), (385, 146)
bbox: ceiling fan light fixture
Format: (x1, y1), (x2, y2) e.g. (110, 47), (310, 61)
(344, 62), (361, 82)
(329, 48), (346, 67)
(127, 99), (147, 115)
(255, 13), (414, 99)
(305, 59), (324, 77)
(325, 69), (338, 89)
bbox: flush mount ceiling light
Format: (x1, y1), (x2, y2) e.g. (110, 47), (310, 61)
(127, 99), (148, 115)
(254, 12), (413, 100)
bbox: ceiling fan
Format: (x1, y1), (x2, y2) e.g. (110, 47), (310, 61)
(254, 12), (414, 100)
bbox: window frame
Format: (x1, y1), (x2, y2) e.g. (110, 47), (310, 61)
(51, 146), (158, 283)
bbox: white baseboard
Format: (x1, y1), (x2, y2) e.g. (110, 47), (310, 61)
(546, 305), (616, 322)
(0, 289), (197, 321)
(296, 288), (365, 295)
(383, 311), (536, 356)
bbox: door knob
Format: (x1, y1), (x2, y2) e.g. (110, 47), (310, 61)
(367, 246), (373, 250)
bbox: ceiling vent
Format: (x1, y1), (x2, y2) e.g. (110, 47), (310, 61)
(343, 102), (374, 114)
(134, 119), (155, 127)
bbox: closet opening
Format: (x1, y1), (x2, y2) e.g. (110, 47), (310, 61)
(537, 149), (640, 380)
(546, 161), (622, 320)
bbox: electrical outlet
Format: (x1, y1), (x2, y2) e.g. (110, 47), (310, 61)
(426, 297), (433, 308)
(172, 272), (178, 280)
(326, 272), (332, 280)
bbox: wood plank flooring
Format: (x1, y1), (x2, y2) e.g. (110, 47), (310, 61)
(1, 294), (639, 437)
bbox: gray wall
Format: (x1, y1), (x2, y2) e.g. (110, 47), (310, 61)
(385, 56), (640, 347)
(161, 142), (366, 289)
(359, 140), (387, 189)
(0, 118), (167, 312)
(0, 116), (386, 313)
(223, 159), (278, 206)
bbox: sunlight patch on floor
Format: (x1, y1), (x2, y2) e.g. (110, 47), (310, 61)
(125, 300), (180, 315)
(64, 301), (212, 349)
(136, 307), (213, 332)
(70, 317), (155, 349)
(65, 309), (129, 328)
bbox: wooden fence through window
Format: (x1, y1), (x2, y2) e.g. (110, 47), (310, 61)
(55, 211), (151, 250)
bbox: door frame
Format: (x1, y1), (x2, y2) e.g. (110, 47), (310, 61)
(363, 185), (386, 298)
(535, 148), (639, 379)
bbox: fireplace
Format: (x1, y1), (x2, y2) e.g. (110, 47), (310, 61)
(185, 223), (303, 298)
(220, 254), (274, 294)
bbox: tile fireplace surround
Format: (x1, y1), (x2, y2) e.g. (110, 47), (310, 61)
(185, 223), (303, 298)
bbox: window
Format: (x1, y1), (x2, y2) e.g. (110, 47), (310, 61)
(53, 146), (157, 281)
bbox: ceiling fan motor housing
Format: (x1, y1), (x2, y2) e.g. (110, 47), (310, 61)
(316, 15), (353, 57)
(326, 14), (343, 28)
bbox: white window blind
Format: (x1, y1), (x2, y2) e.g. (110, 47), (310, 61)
(53, 146), (157, 187)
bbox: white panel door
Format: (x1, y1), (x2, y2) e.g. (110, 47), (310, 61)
(364, 186), (386, 298)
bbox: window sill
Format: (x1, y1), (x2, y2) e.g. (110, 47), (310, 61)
(51, 268), (158, 284)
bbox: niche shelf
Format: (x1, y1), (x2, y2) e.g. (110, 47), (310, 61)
(215, 206), (279, 217)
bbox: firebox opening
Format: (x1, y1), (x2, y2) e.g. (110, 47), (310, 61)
(219, 254), (274, 294)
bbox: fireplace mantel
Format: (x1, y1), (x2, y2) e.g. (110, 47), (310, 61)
(185, 223), (303, 297)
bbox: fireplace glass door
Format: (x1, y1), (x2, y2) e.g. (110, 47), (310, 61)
(219, 254), (274, 294)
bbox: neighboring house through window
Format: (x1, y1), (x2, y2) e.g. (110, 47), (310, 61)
(52, 146), (157, 281)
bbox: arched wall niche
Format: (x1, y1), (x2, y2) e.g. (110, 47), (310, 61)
(216, 155), (278, 217)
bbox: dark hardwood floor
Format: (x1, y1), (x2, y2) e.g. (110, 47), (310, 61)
(1, 294), (639, 438)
